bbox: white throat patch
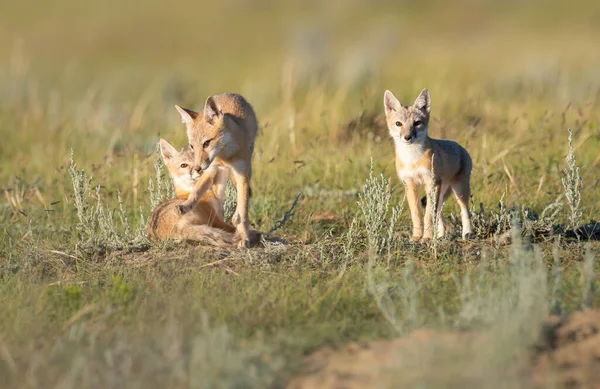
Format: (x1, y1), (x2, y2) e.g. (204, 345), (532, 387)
(392, 137), (431, 184)
(393, 138), (426, 166)
(173, 174), (195, 193)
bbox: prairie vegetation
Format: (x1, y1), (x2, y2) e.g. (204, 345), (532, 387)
(1, 0), (599, 387)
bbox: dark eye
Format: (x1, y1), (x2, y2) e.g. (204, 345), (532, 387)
(414, 120), (422, 127)
(395, 121), (402, 127)
(189, 144), (194, 150)
(202, 139), (211, 149)
(180, 163), (188, 168)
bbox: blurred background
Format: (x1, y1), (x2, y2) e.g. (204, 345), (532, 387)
(2, 1), (599, 83)
(1, 0), (599, 216)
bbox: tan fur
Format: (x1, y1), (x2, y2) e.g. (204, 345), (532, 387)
(175, 93), (258, 248)
(384, 88), (474, 241)
(147, 139), (260, 248)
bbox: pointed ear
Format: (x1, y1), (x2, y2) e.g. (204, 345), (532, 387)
(203, 96), (223, 124)
(175, 105), (198, 125)
(159, 139), (178, 163)
(384, 90), (402, 115)
(413, 88), (431, 114)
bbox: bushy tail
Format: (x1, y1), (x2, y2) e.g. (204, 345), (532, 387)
(181, 225), (238, 248)
(181, 226), (263, 248)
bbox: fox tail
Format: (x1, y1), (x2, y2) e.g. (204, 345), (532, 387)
(181, 225), (262, 248)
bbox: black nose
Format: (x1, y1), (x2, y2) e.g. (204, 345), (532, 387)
(195, 166), (202, 173)
(404, 134), (412, 141)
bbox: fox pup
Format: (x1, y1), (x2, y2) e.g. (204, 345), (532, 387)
(384, 88), (474, 241)
(148, 139), (257, 248)
(175, 93), (258, 248)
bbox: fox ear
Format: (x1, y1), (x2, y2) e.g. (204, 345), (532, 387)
(204, 96), (223, 124)
(159, 139), (178, 163)
(175, 105), (198, 125)
(413, 88), (431, 114)
(384, 90), (402, 115)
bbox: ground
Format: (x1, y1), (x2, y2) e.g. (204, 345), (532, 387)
(1, 0), (600, 388)
(289, 310), (600, 389)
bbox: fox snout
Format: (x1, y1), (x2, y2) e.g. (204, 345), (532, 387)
(192, 160), (211, 175)
(401, 128), (416, 143)
(191, 166), (202, 180)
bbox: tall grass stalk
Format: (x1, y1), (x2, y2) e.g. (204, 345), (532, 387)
(561, 128), (583, 230)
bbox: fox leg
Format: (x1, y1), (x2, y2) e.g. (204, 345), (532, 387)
(178, 171), (215, 215)
(436, 184), (452, 238)
(451, 177), (474, 239)
(404, 180), (423, 241)
(422, 180), (442, 242)
(230, 162), (251, 248)
(212, 167), (230, 220)
(210, 214), (237, 233)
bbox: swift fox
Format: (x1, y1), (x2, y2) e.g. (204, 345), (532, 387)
(147, 139), (257, 248)
(384, 88), (474, 241)
(175, 93), (258, 248)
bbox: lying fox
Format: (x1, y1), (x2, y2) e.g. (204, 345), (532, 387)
(175, 93), (258, 248)
(147, 139), (259, 248)
(384, 88), (474, 241)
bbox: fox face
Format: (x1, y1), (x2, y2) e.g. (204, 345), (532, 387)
(384, 88), (431, 145)
(176, 97), (235, 177)
(159, 139), (196, 195)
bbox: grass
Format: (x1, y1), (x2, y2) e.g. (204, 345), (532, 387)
(1, 0), (600, 387)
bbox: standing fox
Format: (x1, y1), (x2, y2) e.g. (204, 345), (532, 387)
(175, 93), (258, 248)
(147, 139), (259, 248)
(384, 88), (474, 241)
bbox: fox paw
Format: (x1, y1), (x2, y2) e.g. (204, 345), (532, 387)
(233, 227), (250, 248)
(236, 236), (250, 248)
(462, 232), (475, 240)
(411, 235), (422, 242)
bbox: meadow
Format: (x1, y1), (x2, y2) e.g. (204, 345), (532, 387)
(1, 0), (600, 387)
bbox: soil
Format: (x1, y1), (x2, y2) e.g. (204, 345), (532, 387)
(287, 310), (600, 389)
(532, 310), (600, 388)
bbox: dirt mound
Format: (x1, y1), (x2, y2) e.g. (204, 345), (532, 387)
(532, 310), (600, 388)
(288, 310), (600, 389)
(287, 329), (488, 389)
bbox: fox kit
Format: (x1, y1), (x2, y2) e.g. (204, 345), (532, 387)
(147, 139), (253, 248)
(384, 88), (474, 241)
(175, 93), (258, 248)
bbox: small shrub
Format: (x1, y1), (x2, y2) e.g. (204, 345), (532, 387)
(358, 158), (403, 255)
(223, 180), (237, 223)
(68, 150), (149, 254)
(561, 128), (583, 229)
(149, 142), (174, 210)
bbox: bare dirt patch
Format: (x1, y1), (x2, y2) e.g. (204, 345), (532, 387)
(287, 329), (489, 389)
(532, 310), (600, 388)
(288, 310), (600, 389)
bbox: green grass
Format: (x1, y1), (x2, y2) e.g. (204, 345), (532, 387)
(1, 0), (600, 387)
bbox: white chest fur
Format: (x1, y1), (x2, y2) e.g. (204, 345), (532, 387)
(394, 140), (432, 184)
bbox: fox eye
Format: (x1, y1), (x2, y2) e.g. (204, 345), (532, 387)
(414, 120), (422, 127)
(188, 144), (194, 150)
(202, 139), (212, 149)
(180, 163), (188, 168)
(395, 121), (402, 127)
